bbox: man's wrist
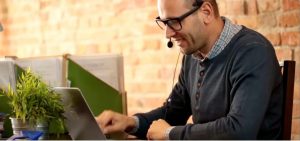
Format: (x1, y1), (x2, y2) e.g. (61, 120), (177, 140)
(125, 116), (139, 134)
(165, 126), (175, 140)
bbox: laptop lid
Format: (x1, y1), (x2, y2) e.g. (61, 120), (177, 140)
(53, 87), (106, 140)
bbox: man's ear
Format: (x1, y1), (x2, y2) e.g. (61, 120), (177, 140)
(199, 2), (214, 24)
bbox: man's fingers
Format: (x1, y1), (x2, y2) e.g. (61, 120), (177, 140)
(147, 121), (155, 140)
(96, 110), (114, 130)
(96, 110), (129, 134)
(104, 125), (122, 134)
(146, 132), (151, 140)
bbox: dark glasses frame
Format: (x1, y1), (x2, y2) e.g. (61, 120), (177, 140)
(155, 1), (204, 31)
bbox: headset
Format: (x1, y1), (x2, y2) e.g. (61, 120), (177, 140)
(193, 0), (204, 7)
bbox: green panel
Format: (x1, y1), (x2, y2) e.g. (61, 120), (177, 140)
(15, 65), (25, 78)
(67, 59), (123, 116)
(0, 94), (12, 138)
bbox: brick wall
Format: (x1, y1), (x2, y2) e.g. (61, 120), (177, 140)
(0, 0), (299, 139)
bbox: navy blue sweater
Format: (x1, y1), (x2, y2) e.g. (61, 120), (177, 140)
(134, 27), (283, 139)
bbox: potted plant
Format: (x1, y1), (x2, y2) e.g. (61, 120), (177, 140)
(0, 68), (65, 138)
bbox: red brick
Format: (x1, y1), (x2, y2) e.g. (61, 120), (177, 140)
(138, 51), (164, 64)
(283, 0), (300, 11)
(292, 134), (300, 140)
(145, 0), (157, 6)
(281, 32), (300, 46)
(295, 83), (300, 101)
(265, 33), (281, 46)
(125, 55), (140, 66)
(257, 0), (280, 13)
(143, 39), (161, 50)
(295, 49), (300, 82)
(296, 65), (300, 82)
(127, 94), (167, 111)
(274, 47), (293, 61)
(148, 8), (159, 20)
(127, 109), (142, 116)
(143, 23), (161, 35)
(114, 1), (135, 13)
(139, 97), (167, 109)
(257, 14), (277, 28)
(226, 0), (246, 15)
(235, 15), (258, 29)
(161, 51), (183, 65)
(293, 101), (300, 118)
(291, 118), (300, 134)
(218, 0), (227, 15)
(158, 66), (176, 80)
(245, 0), (258, 15)
(126, 81), (168, 93)
(133, 0), (146, 8)
(279, 11), (300, 27)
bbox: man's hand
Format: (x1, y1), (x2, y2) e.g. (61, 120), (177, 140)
(147, 119), (171, 140)
(95, 110), (136, 134)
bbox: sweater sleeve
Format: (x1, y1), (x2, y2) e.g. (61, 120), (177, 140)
(169, 42), (282, 139)
(131, 56), (192, 139)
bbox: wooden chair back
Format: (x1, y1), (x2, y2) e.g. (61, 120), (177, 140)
(280, 60), (296, 140)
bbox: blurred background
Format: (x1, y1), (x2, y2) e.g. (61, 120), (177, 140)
(0, 0), (299, 139)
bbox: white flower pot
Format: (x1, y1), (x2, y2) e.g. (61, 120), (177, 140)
(36, 121), (49, 139)
(9, 117), (30, 135)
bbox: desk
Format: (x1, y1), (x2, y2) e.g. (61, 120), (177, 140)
(4, 133), (138, 140)
(48, 133), (72, 140)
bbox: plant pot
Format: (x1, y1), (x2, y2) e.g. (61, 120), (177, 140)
(9, 117), (30, 135)
(0, 113), (6, 139)
(10, 118), (49, 139)
(36, 121), (49, 139)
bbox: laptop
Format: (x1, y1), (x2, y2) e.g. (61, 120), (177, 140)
(53, 87), (107, 140)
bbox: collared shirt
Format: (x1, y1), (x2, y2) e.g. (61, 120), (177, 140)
(192, 17), (242, 61)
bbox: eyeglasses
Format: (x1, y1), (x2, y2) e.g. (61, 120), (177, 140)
(155, 4), (202, 31)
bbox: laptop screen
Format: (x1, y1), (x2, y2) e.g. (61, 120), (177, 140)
(53, 87), (106, 140)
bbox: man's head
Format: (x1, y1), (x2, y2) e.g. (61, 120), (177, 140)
(156, 0), (221, 55)
(183, 0), (219, 17)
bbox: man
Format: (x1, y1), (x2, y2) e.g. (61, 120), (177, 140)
(96, 0), (283, 139)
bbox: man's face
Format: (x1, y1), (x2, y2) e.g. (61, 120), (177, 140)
(157, 0), (207, 55)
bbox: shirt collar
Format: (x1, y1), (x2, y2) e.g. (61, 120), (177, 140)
(192, 17), (242, 61)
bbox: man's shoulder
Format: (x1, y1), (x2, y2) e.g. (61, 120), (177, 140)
(233, 26), (273, 48)
(225, 27), (277, 66)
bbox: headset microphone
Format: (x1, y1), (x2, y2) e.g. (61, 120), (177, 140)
(167, 38), (173, 48)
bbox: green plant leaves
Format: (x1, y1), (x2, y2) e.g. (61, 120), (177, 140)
(1, 68), (65, 133)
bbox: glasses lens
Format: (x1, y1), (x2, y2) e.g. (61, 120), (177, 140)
(156, 19), (182, 31)
(167, 19), (181, 31)
(156, 20), (166, 30)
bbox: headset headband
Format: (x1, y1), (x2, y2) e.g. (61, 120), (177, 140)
(193, 0), (204, 7)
